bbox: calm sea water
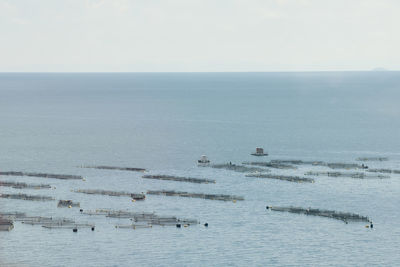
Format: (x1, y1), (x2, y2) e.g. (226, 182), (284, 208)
(0, 72), (399, 266)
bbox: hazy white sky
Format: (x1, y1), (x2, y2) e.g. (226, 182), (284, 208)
(0, 0), (399, 72)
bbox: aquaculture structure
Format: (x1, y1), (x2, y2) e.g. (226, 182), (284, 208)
(242, 161), (297, 170)
(326, 163), (365, 169)
(0, 181), (52, 189)
(81, 166), (146, 172)
(356, 157), (388, 161)
(147, 190), (244, 202)
(246, 174), (315, 183)
(142, 175), (215, 184)
(0, 171), (83, 180)
(0, 216), (14, 231)
(266, 206), (371, 224)
(270, 159), (324, 165)
(367, 168), (400, 174)
(211, 163), (268, 173)
(74, 189), (145, 200)
(269, 160), (367, 170)
(0, 212), (94, 230)
(131, 214), (197, 227)
(0, 193), (54, 201)
(0, 212), (27, 219)
(81, 209), (199, 229)
(305, 171), (390, 179)
(57, 200), (80, 208)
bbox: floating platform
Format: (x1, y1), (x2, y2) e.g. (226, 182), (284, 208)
(305, 171), (390, 179)
(57, 200), (80, 208)
(0, 223), (14, 231)
(242, 161), (297, 170)
(81, 166), (146, 172)
(266, 206), (371, 223)
(147, 190), (244, 201)
(0, 171), (83, 180)
(0, 181), (51, 189)
(0, 217), (14, 231)
(142, 175), (215, 184)
(74, 189), (145, 200)
(246, 174), (315, 183)
(211, 163), (268, 173)
(356, 157), (388, 162)
(0, 193), (54, 201)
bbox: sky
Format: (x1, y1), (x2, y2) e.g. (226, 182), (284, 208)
(0, 0), (399, 72)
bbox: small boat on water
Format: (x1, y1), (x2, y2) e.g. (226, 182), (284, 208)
(251, 147), (268, 156)
(198, 155), (210, 166)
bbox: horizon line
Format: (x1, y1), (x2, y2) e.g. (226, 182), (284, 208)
(0, 70), (398, 74)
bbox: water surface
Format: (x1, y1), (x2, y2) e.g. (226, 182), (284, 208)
(0, 72), (399, 266)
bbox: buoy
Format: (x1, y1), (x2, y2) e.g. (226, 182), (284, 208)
(176, 224), (181, 228)
(73, 228), (78, 232)
(204, 223), (208, 227)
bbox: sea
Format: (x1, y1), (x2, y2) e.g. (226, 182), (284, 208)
(0, 72), (399, 266)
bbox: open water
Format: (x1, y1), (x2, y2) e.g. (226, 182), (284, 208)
(0, 72), (399, 266)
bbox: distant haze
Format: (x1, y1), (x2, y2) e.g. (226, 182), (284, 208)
(0, 0), (399, 72)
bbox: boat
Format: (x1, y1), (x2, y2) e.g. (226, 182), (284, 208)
(198, 155), (210, 166)
(251, 147), (268, 156)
